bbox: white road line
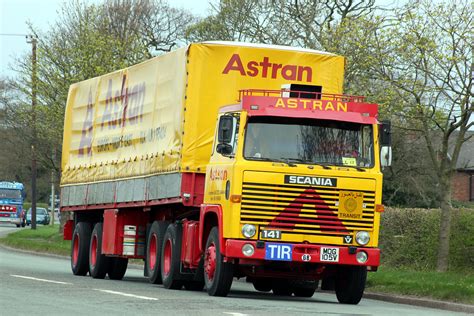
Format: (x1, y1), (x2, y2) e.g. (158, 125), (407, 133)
(11, 274), (72, 285)
(93, 289), (158, 301)
(223, 313), (250, 316)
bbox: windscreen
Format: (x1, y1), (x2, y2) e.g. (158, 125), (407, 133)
(0, 189), (22, 199)
(243, 117), (374, 168)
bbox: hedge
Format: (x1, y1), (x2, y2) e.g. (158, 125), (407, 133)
(379, 207), (474, 271)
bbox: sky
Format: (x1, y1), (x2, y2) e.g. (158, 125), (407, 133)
(0, 0), (211, 78)
(0, 0), (404, 79)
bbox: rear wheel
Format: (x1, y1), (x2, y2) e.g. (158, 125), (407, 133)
(108, 257), (128, 280)
(71, 222), (91, 276)
(146, 221), (169, 284)
(272, 280), (293, 296)
(335, 266), (367, 304)
(89, 222), (110, 279)
(252, 278), (272, 292)
(204, 227), (234, 297)
(160, 223), (183, 290)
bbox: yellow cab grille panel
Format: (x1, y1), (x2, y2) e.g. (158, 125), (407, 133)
(241, 181), (375, 236)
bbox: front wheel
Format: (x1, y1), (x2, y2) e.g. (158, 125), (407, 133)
(204, 227), (233, 297)
(71, 222), (92, 276)
(335, 266), (367, 304)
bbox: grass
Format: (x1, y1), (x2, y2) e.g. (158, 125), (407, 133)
(0, 224), (70, 256)
(367, 266), (474, 304)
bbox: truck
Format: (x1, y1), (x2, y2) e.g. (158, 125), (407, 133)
(0, 181), (26, 227)
(60, 42), (392, 304)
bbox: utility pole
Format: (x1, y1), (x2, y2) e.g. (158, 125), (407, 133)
(50, 149), (55, 226)
(27, 35), (38, 230)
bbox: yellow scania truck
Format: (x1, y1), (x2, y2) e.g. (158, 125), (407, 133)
(61, 42), (391, 304)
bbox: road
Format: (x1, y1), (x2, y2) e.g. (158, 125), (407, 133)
(0, 224), (469, 316)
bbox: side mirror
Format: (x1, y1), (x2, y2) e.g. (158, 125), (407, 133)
(380, 146), (392, 167)
(380, 120), (391, 146)
(218, 116), (235, 143)
(217, 115), (237, 156)
(216, 143), (233, 155)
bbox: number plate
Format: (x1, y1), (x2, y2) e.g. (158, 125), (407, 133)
(265, 243), (293, 261)
(260, 230), (281, 239)
(320, 247), (339, 262)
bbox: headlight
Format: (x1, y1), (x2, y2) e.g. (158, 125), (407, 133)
(242, 244), (255, 257)
(241, 224), (256, 238)
(355, 231), (370, 245)
(356, 251), (368, 263)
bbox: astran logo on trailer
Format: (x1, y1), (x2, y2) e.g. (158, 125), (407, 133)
(284, 175), (337, 187)
(222, 54), (313, 82)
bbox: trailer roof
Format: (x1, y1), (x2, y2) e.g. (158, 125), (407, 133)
(202, 41), (337, 56)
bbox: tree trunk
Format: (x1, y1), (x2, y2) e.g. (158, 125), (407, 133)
(436, 175), (453, 272)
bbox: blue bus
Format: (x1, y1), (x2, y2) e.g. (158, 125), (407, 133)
(0, 181), (26, 227)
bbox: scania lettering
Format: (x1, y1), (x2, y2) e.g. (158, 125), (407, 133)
(61, 42), (391, 305)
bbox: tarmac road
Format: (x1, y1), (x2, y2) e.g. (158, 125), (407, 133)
(0, 224), (470, 316)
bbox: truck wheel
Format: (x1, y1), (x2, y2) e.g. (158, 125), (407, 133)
(160, 223), (184, 290)
(146, 221), (169, 284)
(252, 278), (272, 292)
(204, 227), (233, 297)
(71, 222), (91, 276)
(292, 280), (318, 297)
(89, 222), (110, 279)
(335, 266), (367, 304)
(108, 257), (128, 280)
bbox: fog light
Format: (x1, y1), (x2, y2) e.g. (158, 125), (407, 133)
(355, 231), (370, 245)
(241, 224), (256, 238)
(242, 243), (255, 257)
(356, 251), (368, 263)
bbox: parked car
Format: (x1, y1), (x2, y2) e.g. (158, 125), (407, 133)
(26, 207), (50, 225)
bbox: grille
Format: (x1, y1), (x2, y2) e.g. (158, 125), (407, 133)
(241, 182), (375, 237)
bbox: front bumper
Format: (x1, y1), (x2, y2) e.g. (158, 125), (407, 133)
(225, 239), (380, 267)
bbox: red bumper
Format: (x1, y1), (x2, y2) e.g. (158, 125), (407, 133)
(225, 239), (380, 267)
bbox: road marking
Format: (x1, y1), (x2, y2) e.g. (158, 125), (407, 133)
(11, 274), (72, 285)
(93, 289), (158, 301)
(223, 313), (250, 316)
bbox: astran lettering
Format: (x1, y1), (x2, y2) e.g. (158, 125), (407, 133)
(222, 54), (313, 82)
(284, 175), (337, 187)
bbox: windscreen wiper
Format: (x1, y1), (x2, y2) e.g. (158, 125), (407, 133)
(281, 157), (332, 169)
(248, 156), (297, 167)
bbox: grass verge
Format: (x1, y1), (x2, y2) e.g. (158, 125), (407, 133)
(367, 267), (474, 304)
(0, 224), (70, 256)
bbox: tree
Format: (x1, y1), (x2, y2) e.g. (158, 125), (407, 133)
(369, 0), (473, 271)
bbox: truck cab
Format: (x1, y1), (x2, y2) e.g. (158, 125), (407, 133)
(203, 88), (391, 302)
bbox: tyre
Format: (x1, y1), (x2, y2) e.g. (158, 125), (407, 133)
(204, 227), (234, 297)
(292, 280), (318, 297)
(71, 222), (92, 276)
(160, 223), (184, 290)
(146, 221), (169, 284)
(335, 266), (367, 304)
(272, 280), (293, 296)
(89, 222), (110, 279)
(108, 257), (128, 280)
(252, 278), (272, 292)
(16, 224), (20, 228)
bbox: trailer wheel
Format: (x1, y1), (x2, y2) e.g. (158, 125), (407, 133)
(204, 227), (233, 297)
(160, 223), (184, 289)
(252, 278), (272, 292)
(108, 257), (128, 280)
(146, 221), (169, 284)
(293, 281), (319, 297)
(71, 222), (91, 276)
(89, 222), (110, 279)
(272, 280), (293, 296)
(335, 266), (367, 304)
